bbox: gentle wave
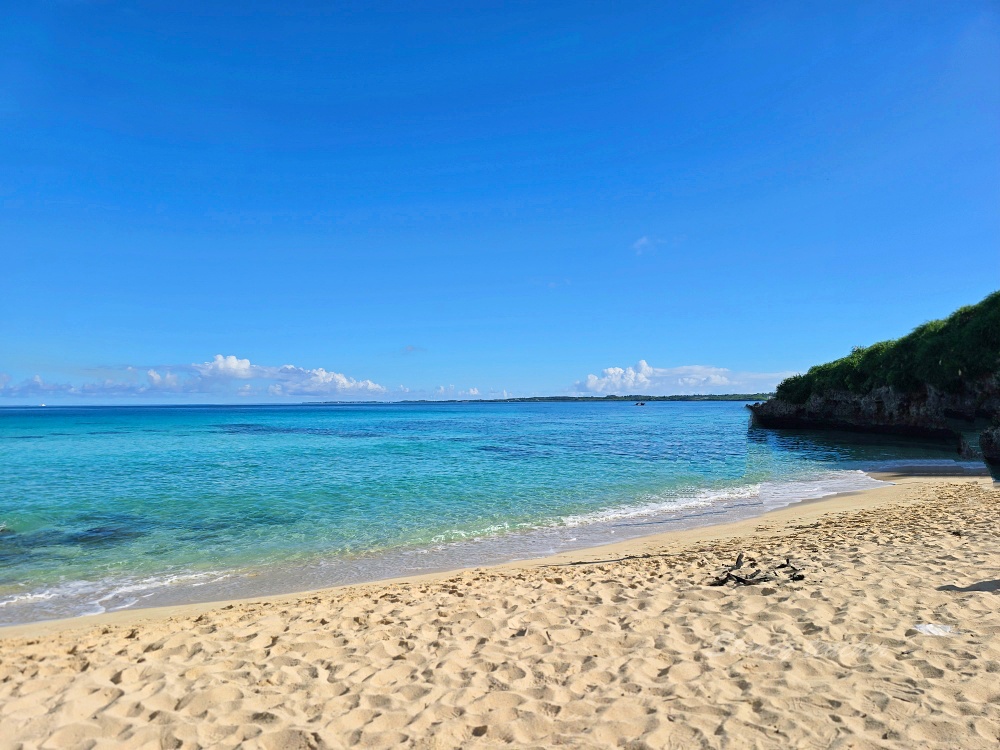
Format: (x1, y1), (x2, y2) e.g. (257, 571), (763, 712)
(0, 570), (232, 619)
(558, 469), (884, 527)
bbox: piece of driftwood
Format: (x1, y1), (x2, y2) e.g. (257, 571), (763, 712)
(775, 557), (806, 581)
(710, 553), (804, 586)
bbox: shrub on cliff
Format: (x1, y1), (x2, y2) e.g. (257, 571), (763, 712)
(775, 291), (1000, 405)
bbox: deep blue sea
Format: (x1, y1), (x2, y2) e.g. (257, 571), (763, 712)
(0, 402), (980, 625)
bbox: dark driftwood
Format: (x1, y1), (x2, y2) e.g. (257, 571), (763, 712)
(710, 554), (804, 587)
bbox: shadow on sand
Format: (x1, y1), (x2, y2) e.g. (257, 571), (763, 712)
(937, 580), (1000, 593)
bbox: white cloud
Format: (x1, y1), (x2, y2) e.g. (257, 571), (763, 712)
(632, 236), (651, 254)
(193, 354), (253, 379)
(146, 369), (180, 388)
(466, 387), (479, 396)
(576, 360), (791, 395)
(0, 355), (386, 400)
(0, 375), (155, 398)
(266, 364), (386, 395)
(190, 356), (386, 395)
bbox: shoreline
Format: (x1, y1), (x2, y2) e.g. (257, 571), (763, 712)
(1, 468), (985, 639)
(2, 472), (997, 748)
(0, 465), (901, 628)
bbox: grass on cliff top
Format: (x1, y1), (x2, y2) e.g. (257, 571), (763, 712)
(776, 290), (1000, 404)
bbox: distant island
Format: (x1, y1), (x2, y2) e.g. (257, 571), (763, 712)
(749, 291), (999, 473)
(309, 394), (773, 405)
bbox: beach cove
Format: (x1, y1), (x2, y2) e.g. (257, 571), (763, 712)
(1, 473), (997, 749)
(4, 2), (998, 746)
(3, 401), (972, 626)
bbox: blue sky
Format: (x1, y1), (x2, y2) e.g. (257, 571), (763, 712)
(2, 1), (998, 403)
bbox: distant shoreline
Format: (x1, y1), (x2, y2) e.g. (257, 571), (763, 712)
(309, 393), (774, 405)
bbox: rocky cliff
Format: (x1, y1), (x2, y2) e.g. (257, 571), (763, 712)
(981, 425), (1000, 479)
(749, 376), (999, 446)
(749, 291), (1000, 470)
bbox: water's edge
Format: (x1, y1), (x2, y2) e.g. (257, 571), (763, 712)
(0, 467), (909, 628)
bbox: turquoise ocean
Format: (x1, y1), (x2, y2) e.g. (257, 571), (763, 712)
(0, 402), (979, 625)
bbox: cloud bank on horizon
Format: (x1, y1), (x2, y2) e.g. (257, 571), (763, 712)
(575, 360), (791, 396)
(0, 355), (387, 400)
(0, 355), (789, 402)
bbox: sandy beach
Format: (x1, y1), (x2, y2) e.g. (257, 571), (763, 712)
(1, 473), (998, 749)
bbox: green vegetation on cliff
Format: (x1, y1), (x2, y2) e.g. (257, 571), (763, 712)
(776, 291), (1000, 405)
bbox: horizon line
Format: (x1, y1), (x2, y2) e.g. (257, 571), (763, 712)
(0, 393), (775, 408)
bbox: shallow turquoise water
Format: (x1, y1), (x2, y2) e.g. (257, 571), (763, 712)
(0, 402), (976, 624)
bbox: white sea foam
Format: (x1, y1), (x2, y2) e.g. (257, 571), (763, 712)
(558, 489), (744, 528)
(420, 472), (884, 546)
(0, 570), (231, 622)
(557, 470), (885, 529)
(0, 588), (60, 607)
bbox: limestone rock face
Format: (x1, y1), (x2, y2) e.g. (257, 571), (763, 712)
(749, 376), (999, 447)
(981, 426), (1000, 480)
